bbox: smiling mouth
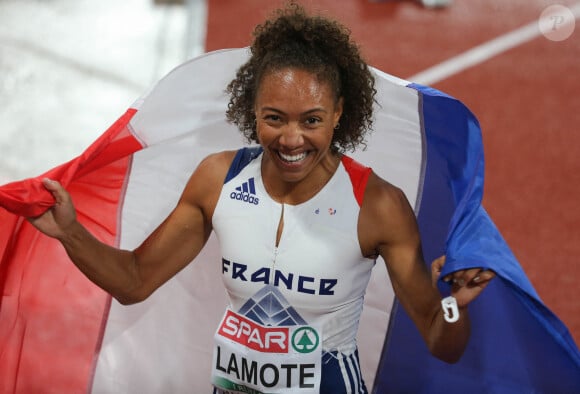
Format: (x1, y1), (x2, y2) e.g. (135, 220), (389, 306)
(278, 151), (308, 163)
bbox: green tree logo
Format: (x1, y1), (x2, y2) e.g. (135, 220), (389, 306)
(291, 327), (319, 354)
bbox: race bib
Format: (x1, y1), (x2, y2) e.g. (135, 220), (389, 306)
(211, 308), (322, 393)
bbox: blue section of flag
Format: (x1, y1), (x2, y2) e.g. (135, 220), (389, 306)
(374, 84), (580, 393)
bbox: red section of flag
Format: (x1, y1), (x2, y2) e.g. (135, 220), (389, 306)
(0, 109), (142, 393)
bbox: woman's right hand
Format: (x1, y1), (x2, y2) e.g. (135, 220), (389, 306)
(28, 178), (78, 240)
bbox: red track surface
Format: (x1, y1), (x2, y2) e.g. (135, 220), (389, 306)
(206, 0), (580, 346)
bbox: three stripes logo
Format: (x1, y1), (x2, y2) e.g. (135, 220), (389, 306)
(229, 177), (260, 205)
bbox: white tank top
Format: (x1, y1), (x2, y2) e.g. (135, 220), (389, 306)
(212, 147), (375, 355)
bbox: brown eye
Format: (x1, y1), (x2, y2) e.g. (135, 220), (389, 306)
(263, 115), (282, 124)
(305, 117), (321, 126)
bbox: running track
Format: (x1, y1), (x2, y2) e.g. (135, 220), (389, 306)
(205, 0), (580, 345)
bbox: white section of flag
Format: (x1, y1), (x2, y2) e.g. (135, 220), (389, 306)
(91, 48), (423, 392)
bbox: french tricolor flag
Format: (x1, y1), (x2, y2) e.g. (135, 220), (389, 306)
(1, 48), (579, 393)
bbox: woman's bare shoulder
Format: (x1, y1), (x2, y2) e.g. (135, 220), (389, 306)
(364, 172), (410, 209)
(359, 171), (419, 257)
(198, 150), (238, 172)
(180, 150), (239, 210)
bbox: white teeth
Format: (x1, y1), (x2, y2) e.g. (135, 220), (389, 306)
(279, 151), (307, 163)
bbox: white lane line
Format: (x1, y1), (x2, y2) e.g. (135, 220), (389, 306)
(408, 2), (580, 86)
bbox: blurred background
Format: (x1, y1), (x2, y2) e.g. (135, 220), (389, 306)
(0, 0), (205, 182)
(1, 0), (578, 346)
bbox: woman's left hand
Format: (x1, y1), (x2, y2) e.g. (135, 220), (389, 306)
(431, 255), (496, 308)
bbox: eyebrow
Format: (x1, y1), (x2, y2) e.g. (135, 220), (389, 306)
(259, 107), (328, 115)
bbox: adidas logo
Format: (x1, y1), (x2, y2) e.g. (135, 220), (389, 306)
(229, 177), (260, 205)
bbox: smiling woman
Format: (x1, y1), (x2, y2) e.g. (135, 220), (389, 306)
(225, 4), (375, 155)
(254, 68), (343, 198)
(209, 7), (494, 391)
(22, 2), (495, 394)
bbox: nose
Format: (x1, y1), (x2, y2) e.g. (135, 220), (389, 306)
(279, 123), (304, 148)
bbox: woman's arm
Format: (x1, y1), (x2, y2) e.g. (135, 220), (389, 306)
(29, 151), (235, 305)
(359, 173), (494, 363)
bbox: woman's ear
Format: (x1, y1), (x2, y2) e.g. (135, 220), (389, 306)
(334, 96), (344, 126)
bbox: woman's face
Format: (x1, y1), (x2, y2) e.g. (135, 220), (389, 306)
(254, 67), (343, 184)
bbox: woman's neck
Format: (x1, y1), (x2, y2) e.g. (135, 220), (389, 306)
(260, 152), (341, 205)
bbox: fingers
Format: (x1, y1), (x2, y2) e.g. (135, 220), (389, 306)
(41, 178), (76, 223)
(42, 178), (68, 204)
(444, 268), (495, 287)
(31, 179), (77, 236)
(429, 257), (496, 291)
(445, 268), (496, 308)
(431, 255), (445, 286)
(42, 178), (61, 192)
(474, 269), (496, 283)
(431, 255), (446, 273)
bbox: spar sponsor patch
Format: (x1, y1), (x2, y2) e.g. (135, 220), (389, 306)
(212, 309), (321, 393)
(218, 309), (290, 353)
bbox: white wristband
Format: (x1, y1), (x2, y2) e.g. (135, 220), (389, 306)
(441, 296), (460, 323)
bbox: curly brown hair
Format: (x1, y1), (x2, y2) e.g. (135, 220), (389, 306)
(225, 2), (377, 153)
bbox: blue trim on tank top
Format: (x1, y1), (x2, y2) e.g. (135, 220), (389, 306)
(224, 146), (263, 184)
